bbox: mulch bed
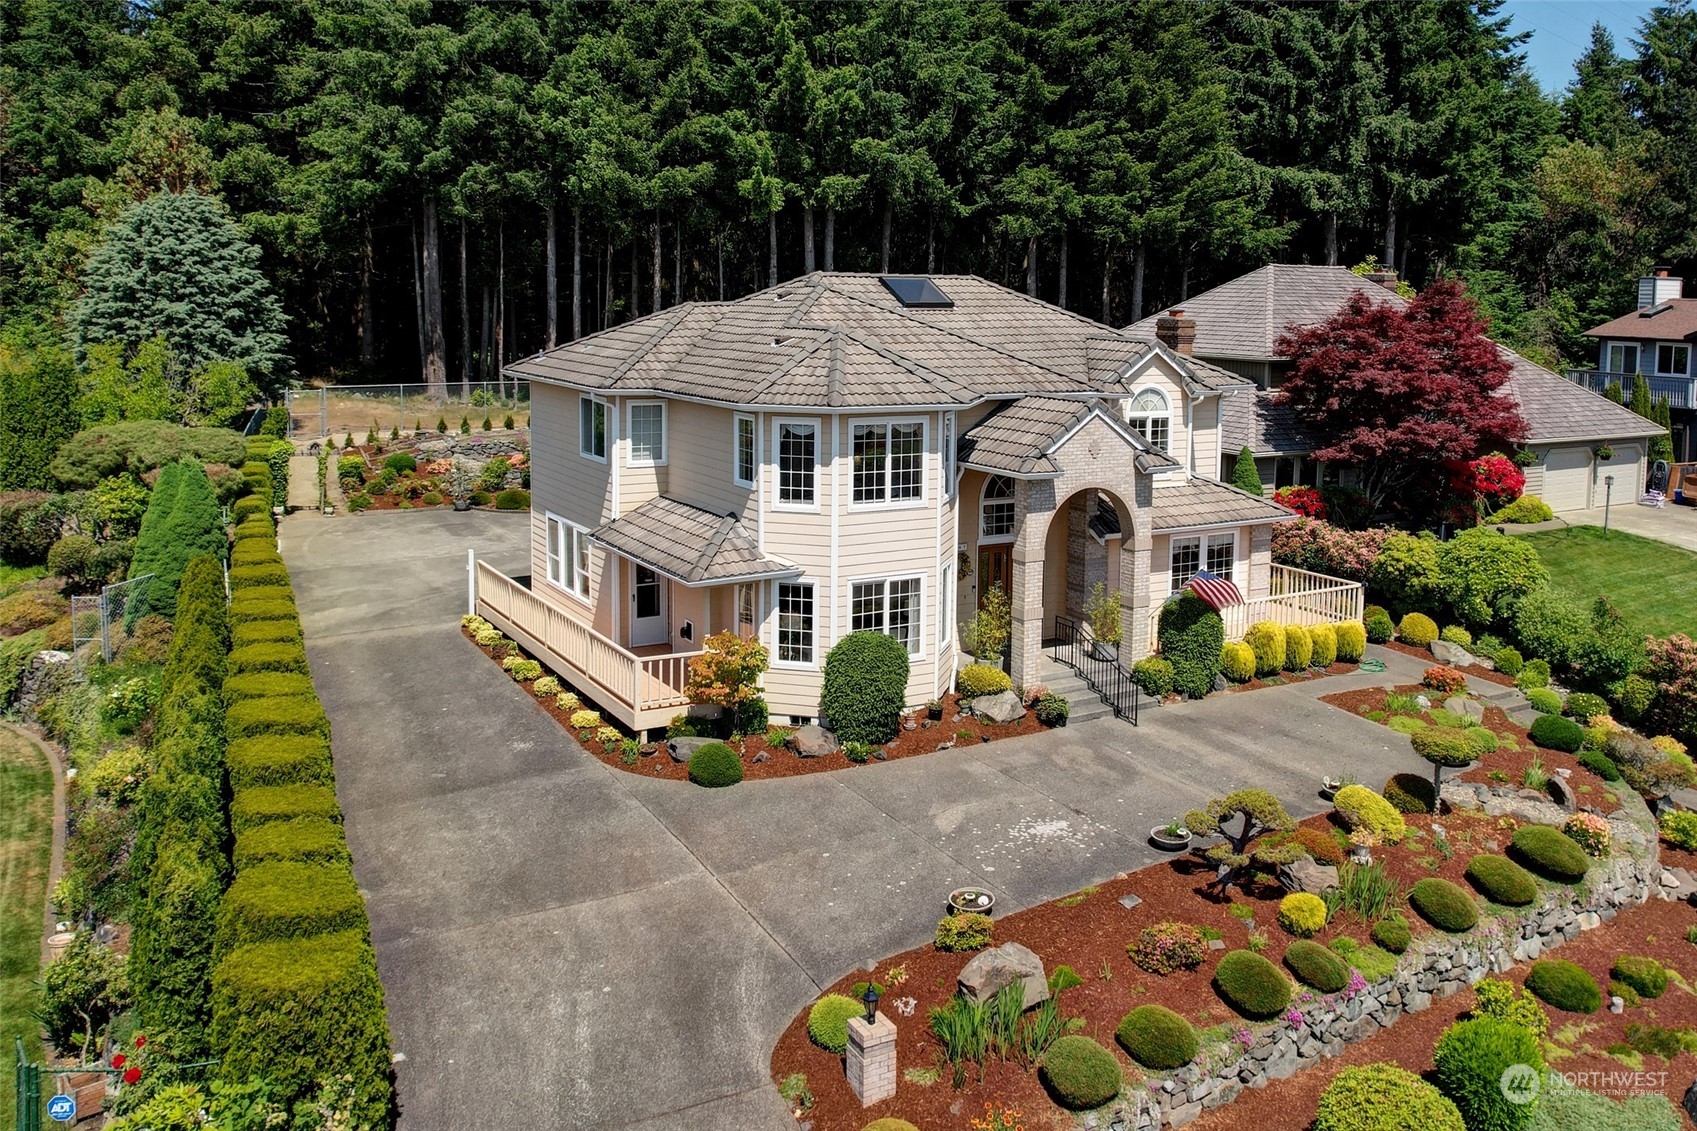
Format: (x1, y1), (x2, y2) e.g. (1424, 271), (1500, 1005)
(1380, 638), (1516, 687)
(337, 440), (526, 512)
(461, 625), (1048, 780)
(1222, 661), (1361, 695)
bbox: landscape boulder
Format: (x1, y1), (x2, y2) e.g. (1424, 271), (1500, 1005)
(1442, 696), (1484, 723)
(958, 941), (1049, 1008)
(786, 725), (840, 758)
(1429, 640), (1476, 666)
(1281, 857), (1339, 895)
(972, 690), (1025, 725)
(666, 736), (716, 763)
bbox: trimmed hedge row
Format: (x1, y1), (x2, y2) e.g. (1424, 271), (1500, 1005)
(233, 817), (352, 869)
(224, 671), (317, 700)
(225, 695), (331, 741)
(226, 735), (335, 791)
(228, 642), (310, 675)
(215, 860), (366, 952)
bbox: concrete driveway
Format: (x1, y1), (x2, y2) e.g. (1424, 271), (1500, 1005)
(281, 510), (1433, 1131)
(1560, 500), (1697, 552)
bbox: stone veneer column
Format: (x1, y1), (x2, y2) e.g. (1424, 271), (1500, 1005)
(1010, 479), (1055, 690)
(845, 1014), (897, 1106)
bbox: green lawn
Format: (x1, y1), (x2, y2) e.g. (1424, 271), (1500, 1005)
(1517, 526), (1697, 639)
(0, 727), (53, 1129)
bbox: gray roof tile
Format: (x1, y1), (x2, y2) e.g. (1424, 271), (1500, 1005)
(958, 396), (1180, 477)
(1149, 478), (1295, 531)
(589, 496), (798, 586)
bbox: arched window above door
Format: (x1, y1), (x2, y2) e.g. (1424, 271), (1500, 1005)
(981, 475), (1015, 539)
(1126, 387), (1171, 451)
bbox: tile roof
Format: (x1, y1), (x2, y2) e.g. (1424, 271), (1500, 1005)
(1149, 478), (1295, 531)
(1584, 299), (1697, 343)
(589, 496), (799, 587)
(505, 273), (1246, 411)
(1218, 391), (1319, 458)
(1123, 265), (1404, 359)
(958, 396), (1181, 477)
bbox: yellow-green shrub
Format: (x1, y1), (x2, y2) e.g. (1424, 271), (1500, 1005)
(1220, 641), (1255, 683)
(1278, 892), (1328, 938)
(1398, 612), (1438, 647)
(1244, 621), (1286, 676)
(1335, 620), (1366, 662)
(1285, 624), (1313, 670)
(958, 663), (1013, 698)
(1333, 785), (1406, 844)
(1309, 623), (1337, 667)
(569, 708), (602, 730)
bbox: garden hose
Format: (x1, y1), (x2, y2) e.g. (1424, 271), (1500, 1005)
(1358, 658), (1388, 673)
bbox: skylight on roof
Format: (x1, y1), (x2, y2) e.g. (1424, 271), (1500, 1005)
(880, 276), (953, 309)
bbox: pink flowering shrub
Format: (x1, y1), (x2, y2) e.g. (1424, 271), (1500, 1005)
(1128, 921), (1207, 975)
(1270, 518), (1395, 582)
(1421, 666), (1468, 696)
(1645, 634), (1697, 746)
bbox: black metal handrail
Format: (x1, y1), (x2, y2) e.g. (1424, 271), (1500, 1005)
(1049, 615), (1139, 725)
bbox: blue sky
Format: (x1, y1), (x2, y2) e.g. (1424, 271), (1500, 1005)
(1501, 0), (1658, 93)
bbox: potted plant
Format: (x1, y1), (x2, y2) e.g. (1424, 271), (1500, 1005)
(1319, 772), (1355, 802)
(1083, 581), (1123, 662)
(948, 887), (996, 916)
(926, 699), (944, 721)
(1348, 827), (1378, 864)
(1149, 819), (1192, 852)
(1594, 444), (1615, 461)
(970, 586), (1011, 668)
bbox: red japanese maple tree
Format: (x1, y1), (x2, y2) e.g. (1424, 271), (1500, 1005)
(1273, 281), (1527, 512)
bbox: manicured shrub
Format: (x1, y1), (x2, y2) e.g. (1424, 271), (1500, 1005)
(1525, 687), (1562, 715)
(806, 994), (864, 1054)
(1157, 592), (1223, 697)
(1578, 749), (1621, 781)
(957, 662), (1012, 698)
(1528, 713), (1583, 753)
(1465, 726), (1501, 756)
(1563, 812), (1611, 856)
(1611, 673), (1657, 723)
(1660, 809), (1697, 850)
(494, 488), (530, 510)
(1439, 625), (1472, 648)
(1407, 878), (1479, 932)
(1219, 641), (1255, 682)
(382, 452), (416, 475)
(1038, 1035), (1121, 1110)
(223, 671), (316, 701)
(934, 912), (993, 952)
(229, 784), (342, 835)
(1277, 892), (1328, 938)
(1314, 1063), (1464, 1131)
(1493, 495), (1553, 524)
(225, 695), (330, 741)
(1371, 914), (1411, 954)
(1421, 665), (1467, 695)
(1309, 622), (1338, 667)
(1509, 824), (1590, 882)
(1494, 646), (1524, 675)
(215, 860), (364, 953)
(1213, 950), (1292, 1019)
(1371, 534), (1442, 617)
(232, 494), (269, 521)
(1437, 528), (1549, 628)
(1244, 620), (1286, 676)
(1562, 691), (1609, 724)
(228, 642), (309, 675)
(1033, 693), (1069, 726)
(1524, 959), (1601, 1013)
(1527, 1080), (1681, 1131)
(1472, 977), (1548, 1036)
(233, 817), (349, 869)
(1363, 606), (1395, 644)
(1465, 854), (1538, 906)
(502, 655), (543, 681)
(230, 562), (290, 589)
(1411, 729), (1477, 781)
(1130, 656), (1176, 698)
(1334, 619), (1367, 662)
(686, 742), (742, 787)
(1516, 658), (1551, 691)
(1276, 824), (1346, 866)
(1128, 921), (1207, 974)
(1333, 784), (1406, 844)
(1398, 612), (1438, 647)
(1330, 938), (1399, 982)
(820, 632), (910, 745)
(1284, 939), (1350, 992)
(1433, 1016), (1543, 1131)
(1115, 1004), (1198, 1070)
(228, 599), (299, 628)
(1283, 622), (1313, 671)
(231, 619), (302, 648)
(1383, 772), (1437, 814)
(210, 930), (392, 1126)
(1611, 955), (1669, 999)
(230, 539), (281, 568)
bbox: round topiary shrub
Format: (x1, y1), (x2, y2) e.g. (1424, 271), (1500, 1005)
(1130, 656), (1176, 699)
(1508, 824), (1589, 882)
(1314, 1063), (1464, 1131)
(1439, 625), (1472, 648)
(1115, 1004), (1198, 1069)
(1563, 691), (1610, 724)
(1516, 658), (1551, 690)
(1578, 749), (1621, 781)
(1038, 1035), (1122, 1110)
(1407, 878), (1479, 933)
(1244, 620), (1286, 676)
(1463, 726), (1500, 756)
(807, 994), (864, 1054)
(1219, 641), (1255, 683)
(1383, 772), (1437, 814)
(1528, 713), (1584, 753)
(1333, 784), (1406, 844)
(1611, 955), (1668, 999)
(1213, 950), (1292, 1019)
(1284, 623), (1313, 671)
(1433, 1017), (1543, 1131)
(1284, 939), (1350, 992)
(1335, 619), (1367, 662)
(494, 488), (530, 510)
(1277, 892), (1328, 938)
(1493, 646), (1524, 676)
(1371, 914), (1411, 954)
(1524, 959), (1602, 1013)
(1464, 854), (1538, 906)
(1157, 592), (1224, 698)
(382, 452), (416, 475)
(686, 742), (743, 787)
(1525, 687), (1562, 715)
(957, 662), (1012, 699)
(820, 631), (910, 745)
(1363, 606), (1395, 645)
(1309, 622), (1338, 667)
(1398, 612), (1438, 647)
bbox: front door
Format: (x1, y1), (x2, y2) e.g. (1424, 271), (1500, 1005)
(978, 544), (1011, 609)
(631, 565), (668, 647)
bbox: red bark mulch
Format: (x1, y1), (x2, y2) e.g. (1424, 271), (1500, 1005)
(1223, 661), (1361, 695)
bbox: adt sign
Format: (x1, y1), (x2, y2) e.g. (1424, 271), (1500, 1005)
(47, 1093), (76, 1122)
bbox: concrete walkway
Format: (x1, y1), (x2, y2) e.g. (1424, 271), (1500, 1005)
(1519, 501), (1697, 553)
(281, 511), (1435, 1131)
(286, 454), (320, 511)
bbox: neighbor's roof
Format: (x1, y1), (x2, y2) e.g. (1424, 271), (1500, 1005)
(1219, 393), (1319, 459)
(588, 496), (799, 587)
(1499, 352), (1663, 443)
(957, 396), (1182, 478)
(1584, 299), (1697, 343)
(1148, 478), (1294, 531)
(505, 273), (1250, 411)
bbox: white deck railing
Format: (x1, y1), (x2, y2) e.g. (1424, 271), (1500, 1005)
(1147, 564), (1365, 646)
(475, 560), (701, 729)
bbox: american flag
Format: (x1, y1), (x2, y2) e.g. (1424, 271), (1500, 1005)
(1184, 569), (1244, 611)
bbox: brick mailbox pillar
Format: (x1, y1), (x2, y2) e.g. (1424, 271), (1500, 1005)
(845, 1013), (897, 1106)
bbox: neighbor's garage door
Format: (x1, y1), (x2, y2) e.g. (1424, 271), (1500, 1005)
(1608, 444), (1645, 499)
(1542, 447), (1592, 511)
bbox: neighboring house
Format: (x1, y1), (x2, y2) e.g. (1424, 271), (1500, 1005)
(1124, 264), (1666, 512)
(1571, 267), (1695, 464)
(478, 273), (1362, 732)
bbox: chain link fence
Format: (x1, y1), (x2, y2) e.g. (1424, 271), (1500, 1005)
(69, 574), (156, 675)
(281, 381), (531, 442)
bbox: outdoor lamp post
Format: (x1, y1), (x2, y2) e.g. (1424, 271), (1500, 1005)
(862, 983), (881, 1024)
(1604, 474), (1615, 533)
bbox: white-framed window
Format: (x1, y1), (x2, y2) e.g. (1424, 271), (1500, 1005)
(544, 513), (592, 601)
(733, 413), (757, 487)
(981, 475), (1015, 540)
(626, 400), (666, 466)
(1657, 344), (1690, 376)
(775, 581), (815, 664)
(1127, 387), (1171, 451)
(851, 419), (924, 504)
(938, 562), (953, 647)
(1605, 343), (1639, 374)
(1169, 536), (1200, 592)
(851, 576), (923, 656)
(735, 582), (757, 636)
(942, 412), (956, 499)
(1205, 532), (1236, 580)
(579, 395), (607, 461)
(775, 418), (818, 509)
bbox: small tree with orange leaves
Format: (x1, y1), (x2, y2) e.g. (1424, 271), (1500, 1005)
(685, 631), (770, 735)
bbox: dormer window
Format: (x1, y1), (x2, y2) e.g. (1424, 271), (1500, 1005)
(1126, 387), (1171, 452)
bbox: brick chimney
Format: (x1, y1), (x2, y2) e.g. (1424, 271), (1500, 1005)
(1155, 308), (1196, 356)
(1364, 269), (1400, 293)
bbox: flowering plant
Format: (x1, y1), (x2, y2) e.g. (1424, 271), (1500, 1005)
(1348, 827), (1380, 849)
(1273, 485), (1327, 519)
(1563, 811), (1611, 857)
(1271, 518), (1395, 582)
(1449, 454), (1525, 512)
(1128, 921), (1208, 975)
(1421, 666), (1468, 696)
(1235, 1027), (1255, 1049)
(1344, 969), (1369, 999)
(970, 1103), (1025, 1131)
(1284, 1007), (1306, 1028)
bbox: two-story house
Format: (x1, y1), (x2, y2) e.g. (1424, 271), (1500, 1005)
(1125, 265), (1666, 512)
(1572, 268), (1695, 466)
(476, 273), (1363, 733)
